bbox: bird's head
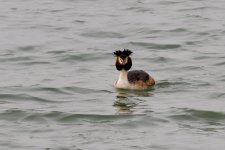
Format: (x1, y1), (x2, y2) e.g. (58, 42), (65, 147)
(113, 49), (132, 71)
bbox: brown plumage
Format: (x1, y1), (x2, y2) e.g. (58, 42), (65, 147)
(128, 70), (155, 89)
(129, 75), (155, 90)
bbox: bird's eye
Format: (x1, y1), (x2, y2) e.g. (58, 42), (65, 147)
(124, 57), (128, 64)
(118, 57), (123, 64)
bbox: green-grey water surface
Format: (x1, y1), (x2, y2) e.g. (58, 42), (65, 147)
(1, 0), (225, 149)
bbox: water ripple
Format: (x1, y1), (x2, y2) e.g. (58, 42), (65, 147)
(129, 42), (181, 49)
(169, 108), (225, 122)
(55, 52), (109, 63)
(0, 110), (27, 121)
(0, 93), (61, 103)
(80, 31), (126, 39)
(0, 110), (145, 124)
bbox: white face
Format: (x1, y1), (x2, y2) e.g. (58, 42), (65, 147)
(118, 56), (128, 65)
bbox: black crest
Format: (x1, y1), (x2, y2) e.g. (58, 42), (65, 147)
(113, 49), (132, 57)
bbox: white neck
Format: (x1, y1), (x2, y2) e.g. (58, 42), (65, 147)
(115, 69), (129, 88)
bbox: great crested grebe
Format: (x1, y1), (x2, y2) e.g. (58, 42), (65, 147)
(113, 49), (155, 90)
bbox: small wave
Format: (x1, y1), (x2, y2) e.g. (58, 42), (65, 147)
(154, 80), (202, 93)
(185, 40), (201, 46)
(129, 42), (181, 50)
(182, 66), (204, 71)
(20, 61), (52, 66)
(168, 28), (188, 33)
(150, 56), (175, 63)
(0, 55), (51, 66)
(80, 31), (126, 39)
(0, 110), (27, 121)
(169, 108), (225, 122)
(0, 93), (60, 103)
(73, 20), (86, 24)
(47, 50), (69, 55)
(168, 108), (225, 133)
(209, 92), (225, 99)
(178, 6), (212, 12)
(57, 113), (168, 127)
(124, 6), (153, 13)
(192, 55), (213, 60)
(18, 45), (37, 51)
(62, 86), (99, 94)
(56, 52), (109, 63)
(213, 61), (225, 66)
(158, 1), (185, 5)
(137, 28), (189, 35)
(0, 56), (34, 63)
(156, 80), (191, 89)
(0, 110), (139, 123)
(58, 113), (135, 123)
(0, 109), (168, 129)
(30, 87), (71, 95)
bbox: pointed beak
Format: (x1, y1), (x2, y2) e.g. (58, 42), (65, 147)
(121, 59), (126, 65)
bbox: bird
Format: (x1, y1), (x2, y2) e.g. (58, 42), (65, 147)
(113, 49), (155, 90)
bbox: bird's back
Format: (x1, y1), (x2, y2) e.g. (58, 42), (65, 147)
(127, 70), (155, 89)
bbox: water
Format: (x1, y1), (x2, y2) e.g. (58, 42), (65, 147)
(1, 0), (225, 149)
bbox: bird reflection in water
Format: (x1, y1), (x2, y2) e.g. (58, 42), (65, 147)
(113, 89), (153, 114)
